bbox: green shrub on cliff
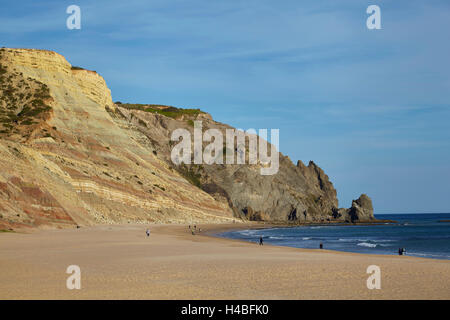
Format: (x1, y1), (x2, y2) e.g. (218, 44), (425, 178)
(0, 64), (6, 76)
(119, 103), (204, 119)
(0, 67), (52, 135)
(176, 164), (202, 188)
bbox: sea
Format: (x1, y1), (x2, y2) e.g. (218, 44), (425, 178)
(218, 213), (450, 260)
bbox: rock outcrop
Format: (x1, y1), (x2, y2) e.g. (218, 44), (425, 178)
(107, 104), (343, 222)
(107, 103), (376, 223)
(0, 48), (375, 229)
(333, 194), (374, 222)
(348, 194), (375, 221)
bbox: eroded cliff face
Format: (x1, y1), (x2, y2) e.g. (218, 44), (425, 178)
(0, 48), (233, 230)
(0, 48), (374, 229)
(107, 103), (374, 223)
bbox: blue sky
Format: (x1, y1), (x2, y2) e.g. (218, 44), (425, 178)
(1, 0), (449, 213)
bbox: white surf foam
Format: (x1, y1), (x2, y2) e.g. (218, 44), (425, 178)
(357, 242), (377, 248)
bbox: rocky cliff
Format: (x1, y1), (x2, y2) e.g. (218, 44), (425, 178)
(108, 102), (374, 223)
(0, 48), (374, 229)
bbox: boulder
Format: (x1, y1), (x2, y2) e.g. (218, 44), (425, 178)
(347, 194), (374, 222)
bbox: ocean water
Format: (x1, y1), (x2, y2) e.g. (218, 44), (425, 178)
(219, 213), (450, 260)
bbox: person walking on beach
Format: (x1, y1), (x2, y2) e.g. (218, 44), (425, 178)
(398, 248), (403, 255)
(146, 229), (150, 237)
(259, 236), (263, 246)
(320, 242), (323, 249)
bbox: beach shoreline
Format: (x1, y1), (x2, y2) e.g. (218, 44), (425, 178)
(207, 220), (450, 261)
(0, 223), (449, 299)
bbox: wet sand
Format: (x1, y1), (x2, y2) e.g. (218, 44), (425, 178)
(0, 223), (449, 299)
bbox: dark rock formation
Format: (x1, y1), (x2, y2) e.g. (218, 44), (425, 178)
(333, 194), (375, 222)
(111, 103), (376, 223)
(349, 194), (375, 221)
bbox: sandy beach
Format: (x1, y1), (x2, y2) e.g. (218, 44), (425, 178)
(0, 223), (449, 300)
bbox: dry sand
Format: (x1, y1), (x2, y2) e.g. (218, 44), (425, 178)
(0, 223), (449, 299)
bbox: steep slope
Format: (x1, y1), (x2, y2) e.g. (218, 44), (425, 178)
(0, 48), (233, 230)
(0, 48), (374, 230)
(107, 103), (374, 223)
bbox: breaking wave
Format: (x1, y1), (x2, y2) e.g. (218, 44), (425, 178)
(357, 242), (377, 248)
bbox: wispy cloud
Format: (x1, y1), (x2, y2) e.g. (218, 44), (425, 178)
(1, 0), (449, 212)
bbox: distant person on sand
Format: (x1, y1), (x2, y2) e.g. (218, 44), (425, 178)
(398, 248), (403, 255)
(259, 236), (263, 246)
(320, 243), (323, 249)
(146, 229), (150, 237)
